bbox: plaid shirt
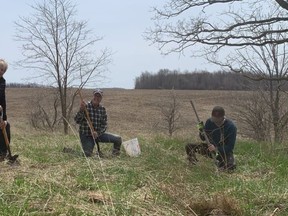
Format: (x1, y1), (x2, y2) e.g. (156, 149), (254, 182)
(74, 101), (107, 136)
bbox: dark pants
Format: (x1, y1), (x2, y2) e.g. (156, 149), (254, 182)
(0, 122), (11, 157)
(185, 143), (236, 170)
(79, 132), (122, 157)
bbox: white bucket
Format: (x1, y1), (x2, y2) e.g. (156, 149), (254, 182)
(122, 138), (141, 157)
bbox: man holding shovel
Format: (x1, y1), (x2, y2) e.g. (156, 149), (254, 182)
(186, 106), (237, 171)
(74, 89), (122, 157)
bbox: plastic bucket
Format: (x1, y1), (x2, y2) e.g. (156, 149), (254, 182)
(122, 138), (141, 157)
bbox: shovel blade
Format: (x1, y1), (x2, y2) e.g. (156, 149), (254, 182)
(6, 154), (20, 166)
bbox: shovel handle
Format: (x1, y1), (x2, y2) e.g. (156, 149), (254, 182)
(190, 100), (210, 144)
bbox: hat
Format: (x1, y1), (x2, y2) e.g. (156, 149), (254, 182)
(93, 89), (103, 97)
(212, 106), (225, 117)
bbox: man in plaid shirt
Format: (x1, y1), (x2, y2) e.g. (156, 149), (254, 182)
(74, 89), (122, 157)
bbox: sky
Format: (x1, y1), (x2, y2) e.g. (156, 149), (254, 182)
(0, 0), (213, 89)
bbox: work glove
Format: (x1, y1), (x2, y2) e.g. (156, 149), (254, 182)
(196, 121), (204, 132)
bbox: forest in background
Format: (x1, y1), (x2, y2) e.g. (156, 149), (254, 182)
(135, 69), (257, 90)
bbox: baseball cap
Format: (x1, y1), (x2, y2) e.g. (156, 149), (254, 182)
(211, 106), (225, 117)
(93, 89), (103, 97)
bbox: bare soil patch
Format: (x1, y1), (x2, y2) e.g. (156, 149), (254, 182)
(6, 88), (245, 139)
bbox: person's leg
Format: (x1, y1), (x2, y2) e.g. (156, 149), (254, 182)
(79, 133), (95, 157)
(0, 134), (6, 160)
(185, 143), (202, 164)
(0, 123), (10, 159)
(186, 143), (212, 164)
(195, 143), (214, 158)
(185, 143), (198, 164)
(97, 132), (122, 155)
(216, 153), (225, 168)
(216, 152), (236, 171)
(226, 153), (236, 170)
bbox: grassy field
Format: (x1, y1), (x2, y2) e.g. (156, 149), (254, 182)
(0, 88), (287, 215)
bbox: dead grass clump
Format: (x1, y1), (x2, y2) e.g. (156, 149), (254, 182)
(188, 194), (243, 216)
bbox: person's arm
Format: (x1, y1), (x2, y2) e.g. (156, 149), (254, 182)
(203, 119), (218, 152)
(0, 78), (7, 121)
(202, 119), (215, 145)
(219, 123), (237, 153)
(2, 96), (6, 121)
(197, 121), (205, 141)
(0, 105), (7, 129)
(74, 101), (87, 124)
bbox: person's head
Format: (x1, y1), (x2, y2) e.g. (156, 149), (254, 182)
(0, 59), (8, 77)
(211, 106), (225, 126)
(92, 89), (103, 106)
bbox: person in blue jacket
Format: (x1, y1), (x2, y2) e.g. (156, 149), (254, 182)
(185, 106), (237, 171)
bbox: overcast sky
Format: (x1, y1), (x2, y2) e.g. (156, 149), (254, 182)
(0, 0), (214, 89)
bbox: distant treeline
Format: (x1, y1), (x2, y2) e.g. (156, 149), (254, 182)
(7, 83), (48, 88)
(135, 69), (252, 90)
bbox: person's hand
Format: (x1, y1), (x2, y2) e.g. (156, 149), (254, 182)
(197, 121), (204, 131)
(0, 120), (7, 129)
(92, 131), (98, 139)
(80, 100), (86, 111)
(208, 144), (216, 152)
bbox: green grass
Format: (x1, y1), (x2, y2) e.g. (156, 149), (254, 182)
(0, 133), (287, 215)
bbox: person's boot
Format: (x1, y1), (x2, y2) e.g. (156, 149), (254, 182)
(112, 149), (120, 157)
(0, 155), (5, 162)
(95, 151), (105, 158)
(185, 144), (199, 165)
(187, 155), (198, 165)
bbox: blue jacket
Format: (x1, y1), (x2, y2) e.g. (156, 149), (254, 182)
(201, 118), (237, 154)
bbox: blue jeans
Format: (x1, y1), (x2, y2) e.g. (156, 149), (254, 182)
(79, 132), (122, 157)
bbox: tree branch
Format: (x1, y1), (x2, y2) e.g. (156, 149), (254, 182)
(275, 0), (288, 10)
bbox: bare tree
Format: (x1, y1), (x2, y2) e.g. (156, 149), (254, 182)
(148, 0), (288, 144)
(155, 89), (181, 137)
(232, 92), (272, 142)
(228, 43), (288, 143)
(147, 0), (288, 57)
(29, 89), (60, 131)
(15, 0), (111, 134)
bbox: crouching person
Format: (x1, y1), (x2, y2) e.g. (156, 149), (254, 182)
(185, 106), (237, 171)
(74, 89), (122, 157)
